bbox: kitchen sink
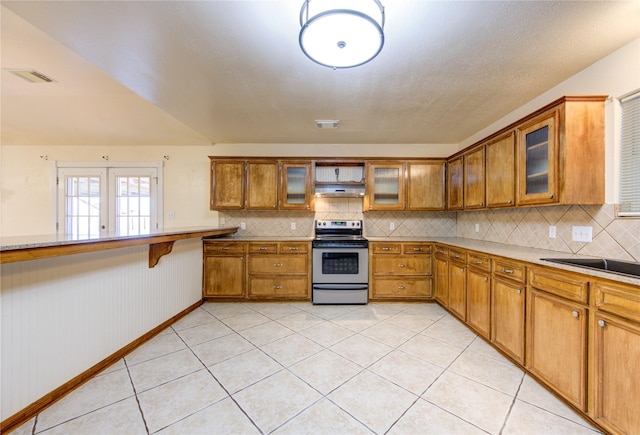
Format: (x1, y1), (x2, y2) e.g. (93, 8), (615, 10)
(541, 258), (640, 278)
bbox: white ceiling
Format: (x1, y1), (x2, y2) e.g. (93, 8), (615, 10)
(2, 1), (639, 147)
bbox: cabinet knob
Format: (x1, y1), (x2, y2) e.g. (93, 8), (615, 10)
(571, 311), (579, 318)
(484, 277), (488, 282)
(503, 268), (514, 274)
(508, 200), (513, 204)
(516, 289), (522, 295)
(548, 194), (554, 199)
(598, 320), (606, 327)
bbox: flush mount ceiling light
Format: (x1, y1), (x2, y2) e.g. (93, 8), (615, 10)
(299, 0), (385, 69)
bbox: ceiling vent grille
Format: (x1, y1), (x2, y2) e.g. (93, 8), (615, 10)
(315, 120), (340, 129)
(7, 69), (55, 83)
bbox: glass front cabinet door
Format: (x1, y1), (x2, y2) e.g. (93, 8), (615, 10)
(280, 161), (312, 210)
(517, 111), (558, 206)
(365, 162), (405, 210)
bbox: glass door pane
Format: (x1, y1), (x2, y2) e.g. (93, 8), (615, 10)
(525, 125), (549, 194)
(285, 166), (306, 205)
(373, 167), (400, 205)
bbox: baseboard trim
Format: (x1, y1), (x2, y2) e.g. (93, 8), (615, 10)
(1, 299), (204, 434)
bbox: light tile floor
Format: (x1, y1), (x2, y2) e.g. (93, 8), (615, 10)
(13, 302), (602, 435)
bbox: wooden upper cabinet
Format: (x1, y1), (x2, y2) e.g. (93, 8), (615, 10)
(281, 161), (313, 210)
(406, 161), (446, 210)
(447, 156), (464, 210)
(210, 160), (244, 210)
(464, 146), (485, 209)
(517, 96), (605, 206)
(486, 131), (516, 208)
(365, 161), (405, 211)
(246, 161), (278, 210)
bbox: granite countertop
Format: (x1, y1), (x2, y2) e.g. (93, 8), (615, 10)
(368, 236), (640, 286)
(1, 226), (239, 251)
(208, 235), (314, 242)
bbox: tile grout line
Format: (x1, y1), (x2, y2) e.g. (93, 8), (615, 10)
(123, 357), (151, 435)
(498, 373), (526, 434)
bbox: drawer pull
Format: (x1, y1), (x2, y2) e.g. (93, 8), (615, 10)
(289, 247), (299, 251)
(258, 247), (268, 251)
(398, 286), (406, 290)
(398, 264), (407, 268)
(221, 247), (230, 250)
(382, 247), (391, 251)
(454, 254), (460, 258)
(503, 268), (514, 274)
(571, 311), (579, 318)
(273, 263), (284, 267)
(273, 285), (283, 289)
(598, 320), (606, 327)
(475, 260), (483, 265)
(413, 248), (423, 251)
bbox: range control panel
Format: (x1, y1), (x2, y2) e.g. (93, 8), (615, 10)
(315, 220), (362, 229)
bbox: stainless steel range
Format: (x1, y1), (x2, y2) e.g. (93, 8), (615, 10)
(312, 220), (369, 304)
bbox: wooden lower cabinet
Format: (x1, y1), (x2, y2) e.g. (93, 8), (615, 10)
(491, 277), (525, 364)
(370, 242), (433, 300)
(203, 241), (246, 298)
(466, 267), (491, 338)
(526, 287), (588, 411)
(203, 240), (310, 300)
(434, 249), (449, 307)
(448, 260), (467, 320)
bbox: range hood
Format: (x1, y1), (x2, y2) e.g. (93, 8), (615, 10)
(315, 184), (365, 198)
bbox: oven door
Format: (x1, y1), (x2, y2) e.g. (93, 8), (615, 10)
(312, 247), (368, 284)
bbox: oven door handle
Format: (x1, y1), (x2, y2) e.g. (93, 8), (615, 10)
(312, 284), (369, 291)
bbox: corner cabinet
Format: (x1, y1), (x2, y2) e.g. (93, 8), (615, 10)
(486, 131), (516, 208)
(516, 96), (606, 206)
(365, 162), (405, 211)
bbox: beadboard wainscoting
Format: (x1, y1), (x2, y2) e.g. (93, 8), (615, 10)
(456, 204), (640, 262)
(0, 238), (203, 422)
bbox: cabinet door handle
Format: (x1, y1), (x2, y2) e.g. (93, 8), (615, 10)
(516, 289), (522, 295)
(503, 268), (514, 274)
(598, 320), (606, 327)
(571, 311), (579, 318)
(484, 277), (488, 282)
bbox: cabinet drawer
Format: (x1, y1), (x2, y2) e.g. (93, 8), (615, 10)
(434, 244), (449, 257)
(449, 249), (466, 262)
(468, 253), (491, 272)
(595, 281), (640, 323)
(494, 259), (526, 283)
(249, 255), (307, 274)
(371, 243), (401, 254)
(204, 242), (246, 253)
(248, 277), (309, 298)
(279, 242), (309, 254)
(372, 278), (432, 298)
(372, 256), (431, 275)
(529, 266), (589, 304)
(249, 243), (278, 254)
(403, 243), (432, 255)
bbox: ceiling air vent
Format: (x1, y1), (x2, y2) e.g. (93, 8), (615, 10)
(315, 120), (340, 129)
(7, 69), (55, 83)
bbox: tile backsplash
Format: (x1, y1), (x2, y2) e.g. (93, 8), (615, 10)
(456, 204), (640, 262)
(220, 200), (639, 262)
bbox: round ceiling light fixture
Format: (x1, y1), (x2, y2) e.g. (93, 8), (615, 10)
(299, 0), (385, 69)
